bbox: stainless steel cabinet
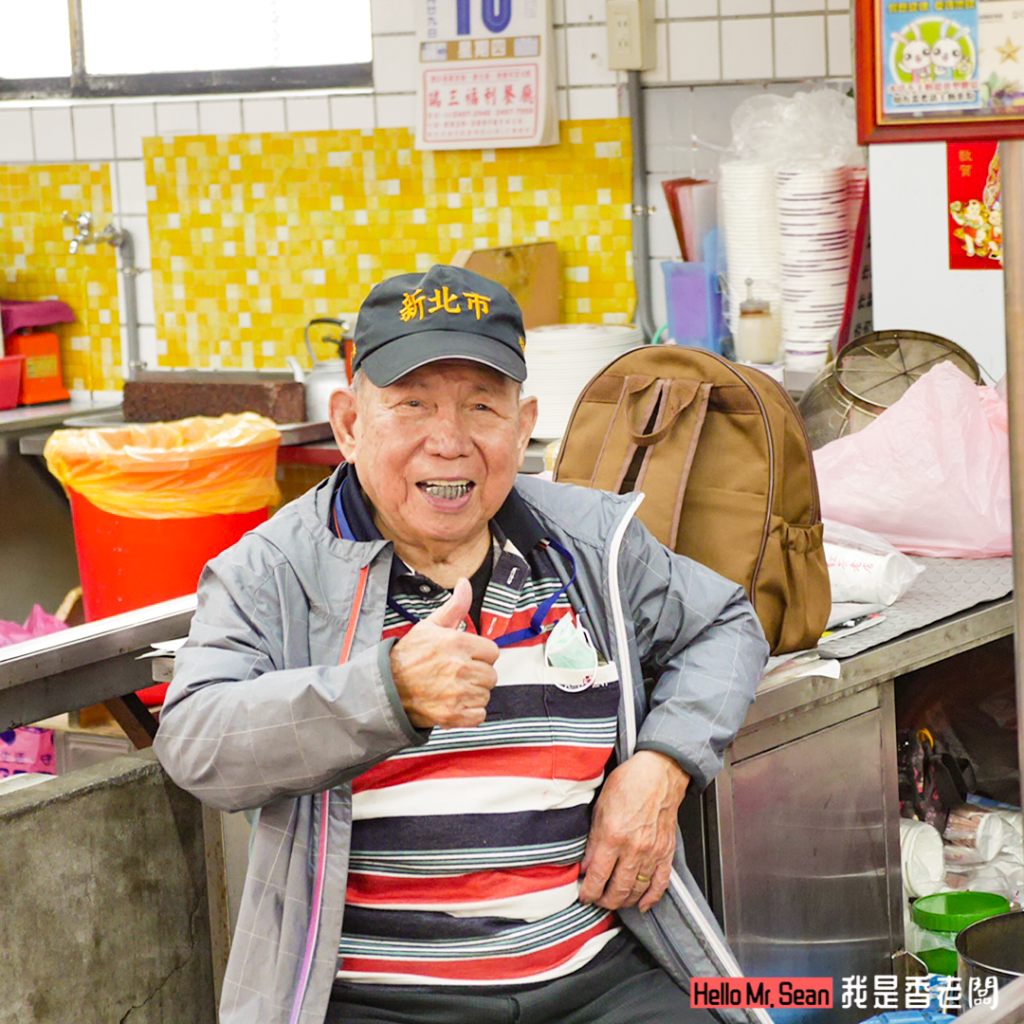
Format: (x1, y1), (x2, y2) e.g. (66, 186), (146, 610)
(700, 599), (1015, 1023)
(711, 690), (900, 1023)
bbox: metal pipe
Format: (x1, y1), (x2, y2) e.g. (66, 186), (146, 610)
(63, 212), (143, 381)
(998, 138), (1024, 820)
(626, 70), (656, 342)
(66, 0), (85, 91)
(117, 228), (143, 380)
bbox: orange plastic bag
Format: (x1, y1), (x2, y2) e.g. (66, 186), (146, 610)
(44, 412), (281, 519)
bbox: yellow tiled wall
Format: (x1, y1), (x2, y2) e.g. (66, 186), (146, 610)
(0, 164), (121, 391)
(2, 121), (634, 392)
(146, 121), (635, 371)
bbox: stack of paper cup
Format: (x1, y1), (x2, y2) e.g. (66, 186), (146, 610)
(776, 164), (852, 373)
(943, 804), (1012, 865)
(847, 165), (869, 254)
(899, 818), (946, 899)
(524, 324), (643, 440)
(824, 543), (907, 605)
(719, 160), (782, 356)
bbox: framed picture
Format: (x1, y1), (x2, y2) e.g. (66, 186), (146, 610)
(855, 0), (1024, 142)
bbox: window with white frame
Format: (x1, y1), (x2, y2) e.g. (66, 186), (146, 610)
(0, 0), (372, 98)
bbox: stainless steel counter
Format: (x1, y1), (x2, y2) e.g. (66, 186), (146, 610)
(744, 596), (1013, 736)
(0, 595), (195, 732)
(3, 590), (1012, 766)
(17, 406), (333, 455)
(0, 398), (119, 435)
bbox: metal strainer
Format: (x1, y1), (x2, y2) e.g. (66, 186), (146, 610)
(797, 329), (982, 449)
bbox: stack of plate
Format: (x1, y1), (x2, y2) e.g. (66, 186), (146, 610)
(776, 164), (852, 373)
(524, 323), (643, 440)
(719, 160), (782, 356)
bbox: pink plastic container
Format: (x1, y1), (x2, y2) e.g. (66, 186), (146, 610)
(0, 355), (25, 410)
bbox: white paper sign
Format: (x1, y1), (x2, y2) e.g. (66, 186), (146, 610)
(415, 0), (558, 150)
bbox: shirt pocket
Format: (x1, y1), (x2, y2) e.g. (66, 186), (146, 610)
(543, 662), (620, 800)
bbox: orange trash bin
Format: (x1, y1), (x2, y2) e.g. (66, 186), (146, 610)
(45, 413), (282, 705)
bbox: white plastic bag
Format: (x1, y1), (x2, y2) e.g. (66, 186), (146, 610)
(823, 520), (924, 604)
(814, 362), (1011, 558)
(730, 89), (861, 167)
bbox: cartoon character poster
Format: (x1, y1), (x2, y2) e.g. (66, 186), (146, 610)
(882, 0), (981, 114)
(947, 141), (1003, 269)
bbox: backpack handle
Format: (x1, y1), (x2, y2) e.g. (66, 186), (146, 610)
(629, 377), (708, 446)
(631, 378), (713, 551)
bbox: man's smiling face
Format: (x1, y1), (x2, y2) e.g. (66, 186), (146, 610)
(331, 359), (537, 568)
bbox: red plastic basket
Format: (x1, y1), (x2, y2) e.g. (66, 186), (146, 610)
(0, 355), (25, 410)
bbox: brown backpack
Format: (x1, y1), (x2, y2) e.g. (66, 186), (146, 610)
(553, 345), (830, 655)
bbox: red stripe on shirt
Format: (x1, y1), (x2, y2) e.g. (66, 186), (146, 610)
(339, 916), (616, 982)
(478, 605), (574, 644)
(346, 863), (580, 905)
(352, 745), (610, 792)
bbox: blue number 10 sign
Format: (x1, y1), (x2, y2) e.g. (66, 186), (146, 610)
(416, 0), (557, 150)
(456, 0), (513, 35)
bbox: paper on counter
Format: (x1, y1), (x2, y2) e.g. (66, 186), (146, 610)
(758, 650), (841, 692)
(827, 601), (887, 629)
(136, 637), (186, 659)
(819, 612), (886, 644)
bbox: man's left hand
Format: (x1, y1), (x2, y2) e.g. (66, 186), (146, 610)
(579, 751), (690, 914)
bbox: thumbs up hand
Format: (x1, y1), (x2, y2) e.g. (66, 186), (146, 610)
(425, 577), (474, 629)
(390, 578), (500, 729)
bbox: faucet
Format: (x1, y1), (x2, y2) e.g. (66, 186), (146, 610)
(63, 211), (125, 254)
(61, 210), (142, 380)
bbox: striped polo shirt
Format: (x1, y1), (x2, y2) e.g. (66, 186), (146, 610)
(331, 469), (621, 985)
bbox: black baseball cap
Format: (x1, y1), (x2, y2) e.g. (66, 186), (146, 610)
(351, 264), (527, 386)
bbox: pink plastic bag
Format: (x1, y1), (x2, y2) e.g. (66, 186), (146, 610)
(0, 605), (68, 648)
(813, 362), (1011, 558)
(0, 606), (66, 777)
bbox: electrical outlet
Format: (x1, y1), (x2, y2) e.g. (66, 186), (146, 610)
(606, 0), (656, 71)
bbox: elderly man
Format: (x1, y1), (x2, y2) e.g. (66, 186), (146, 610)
(154, 264), (768, 1024)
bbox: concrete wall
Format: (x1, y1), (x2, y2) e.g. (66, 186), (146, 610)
(0, 751), (215, 1024)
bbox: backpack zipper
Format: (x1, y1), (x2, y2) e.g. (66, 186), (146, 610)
(606, 491), (774, 1024)
(760, 372), (821, 523)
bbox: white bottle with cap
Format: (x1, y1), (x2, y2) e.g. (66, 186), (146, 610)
(734, 278), (779, 364)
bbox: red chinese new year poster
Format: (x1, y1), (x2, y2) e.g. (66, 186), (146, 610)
(947, 142), (1002, 270)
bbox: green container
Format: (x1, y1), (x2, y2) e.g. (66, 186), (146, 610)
(917, 946), (959, 976)
(911, 892), (1011, 975)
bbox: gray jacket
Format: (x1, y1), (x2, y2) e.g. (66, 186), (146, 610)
(154, 471), (769, 1024)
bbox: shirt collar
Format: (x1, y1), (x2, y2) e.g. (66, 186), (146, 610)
(333, 464), (547, 557)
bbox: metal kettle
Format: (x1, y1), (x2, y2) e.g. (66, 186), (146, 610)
(287, 317), (354, 423)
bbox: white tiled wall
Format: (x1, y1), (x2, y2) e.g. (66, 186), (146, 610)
(721, 19), (774, 80)
(0, 0), (852, 375)
(197, 99), (244, 136)
(643, 79), (852, 329)
(774, 16), (828, 78)
(241, 97), (287, 134)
